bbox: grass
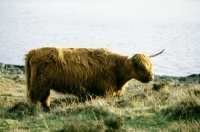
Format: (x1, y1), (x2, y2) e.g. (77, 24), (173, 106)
(0, 74), (200, 132)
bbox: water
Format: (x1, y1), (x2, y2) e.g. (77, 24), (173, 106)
(0, 0), (200, 76)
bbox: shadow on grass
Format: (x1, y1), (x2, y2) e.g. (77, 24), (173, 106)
(3, 102), (39, 120)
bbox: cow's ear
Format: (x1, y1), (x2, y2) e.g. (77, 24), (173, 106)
(127, 54), (137, 60)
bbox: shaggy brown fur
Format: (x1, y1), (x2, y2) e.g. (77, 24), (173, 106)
(25, 47), (155, 110)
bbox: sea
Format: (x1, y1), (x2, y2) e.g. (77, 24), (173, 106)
(0, 0), (200, 76)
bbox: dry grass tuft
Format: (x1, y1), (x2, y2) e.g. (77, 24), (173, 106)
(161, 97), (200, 120)
(51, 96), (80, 109)
(104, 116), (124, 131)
(152, 82), (170, 92)
(59, 116), (124, 132)
(60, 120), (105, 132)
(115, 99), (133, 108)
(168, 120), (200, 132)
(193, 89), (200, 96)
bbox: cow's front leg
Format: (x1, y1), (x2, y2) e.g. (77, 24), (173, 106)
(39, 90), (51, 111)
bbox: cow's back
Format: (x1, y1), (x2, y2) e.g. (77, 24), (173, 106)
(28, 47), (116, 95)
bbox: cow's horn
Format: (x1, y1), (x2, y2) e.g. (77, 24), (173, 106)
(127, 54), (137, 60)
(149, 49), (165, 58)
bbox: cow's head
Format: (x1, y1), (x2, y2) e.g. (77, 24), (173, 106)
(127, 49), (164, 83)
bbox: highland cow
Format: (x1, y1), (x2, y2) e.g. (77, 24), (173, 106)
(25, 47), (164, 110)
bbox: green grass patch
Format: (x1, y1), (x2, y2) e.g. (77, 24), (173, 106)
(0, 79), (200, 131)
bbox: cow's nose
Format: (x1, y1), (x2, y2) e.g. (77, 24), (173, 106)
(149, 76), (154, 81)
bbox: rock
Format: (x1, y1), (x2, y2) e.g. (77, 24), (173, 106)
(0, 62), (5, 68)
(5, 64), (14, 69)
(13, 65), (25, 72)
(0, 68), (9, 74)
(1, 63), (24, 74)
(10, 68), (24, 74)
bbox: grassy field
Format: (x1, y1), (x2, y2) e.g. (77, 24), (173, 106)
(0, 73), (200, 132)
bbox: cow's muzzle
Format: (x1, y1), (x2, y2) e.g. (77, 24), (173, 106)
(142, 75), (154, 83)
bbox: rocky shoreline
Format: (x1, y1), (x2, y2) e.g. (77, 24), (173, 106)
(0, 62), (24, 74)
(0, 62), (199, 84)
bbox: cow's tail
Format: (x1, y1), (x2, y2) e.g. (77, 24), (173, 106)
(25, 51), (32, 100)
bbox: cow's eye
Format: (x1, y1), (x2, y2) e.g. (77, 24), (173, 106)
(140, 67), (145, 71)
